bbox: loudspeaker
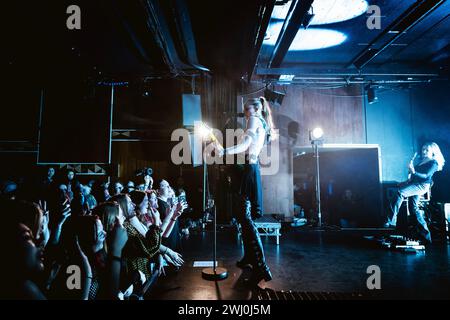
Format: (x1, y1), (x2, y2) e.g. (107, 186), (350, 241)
(38, 83), (111, 164)
(182, 94), (202, 127)
(293, 146), (382, 227)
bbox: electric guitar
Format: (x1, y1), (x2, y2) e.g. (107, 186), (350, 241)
(407, 152), (418, 181)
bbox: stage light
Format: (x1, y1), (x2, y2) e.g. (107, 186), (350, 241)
(279, 74), (295, 81)
(271, 0), (368, 25)
(311, 127), (324, 140)
(302, 10), (315, 29)
(366, 86), (378, 104)
(196, 122), (211, 138)
(264, 88), (285, 106)
(264, 23), (347, 51)
(141, 80), (151, 98)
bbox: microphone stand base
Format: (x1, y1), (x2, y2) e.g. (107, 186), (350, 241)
(202, 267), (228, 281)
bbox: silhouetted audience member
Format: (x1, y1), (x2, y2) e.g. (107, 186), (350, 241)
(337, 189), (359, 228)
(157, 180), (187, 252)
(0, 165), (193, 300)
(114, 181), (124, 196)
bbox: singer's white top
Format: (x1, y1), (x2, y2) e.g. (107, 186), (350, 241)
(225, 115), (266, 164)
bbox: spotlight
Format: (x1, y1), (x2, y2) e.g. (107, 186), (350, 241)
(264, 23), (347, 50)
(310, 127), (324, 141)
(196, 122), (212, 139)
(302, 7), (315, 29)
(141, 79), (151, 98)
(302, 13), (315, 29)
(366, 85), (378, 104)
(264, 88), (285, 106)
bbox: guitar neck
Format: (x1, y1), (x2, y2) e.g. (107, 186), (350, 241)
(407, 153), (418, 179)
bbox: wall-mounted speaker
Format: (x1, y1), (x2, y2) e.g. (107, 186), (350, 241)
(182, 94), (202, 127)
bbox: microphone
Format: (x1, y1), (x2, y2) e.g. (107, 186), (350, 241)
(222, 112), (245, 130)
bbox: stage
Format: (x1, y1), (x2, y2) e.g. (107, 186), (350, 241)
(146, 225), (450, 300)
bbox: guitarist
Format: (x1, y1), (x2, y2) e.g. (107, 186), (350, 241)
(215, 97), (276, 286)
(385, 142), (445, 243)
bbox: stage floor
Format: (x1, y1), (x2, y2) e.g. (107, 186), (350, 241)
(146, 226), (450, 300)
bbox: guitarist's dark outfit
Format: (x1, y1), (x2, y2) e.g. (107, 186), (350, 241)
(387, 158), (438, 242)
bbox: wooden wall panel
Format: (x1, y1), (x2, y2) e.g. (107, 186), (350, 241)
(244, 84), (364, 219)
(109, 82), (365, 220)
(111, 142), (171, 184)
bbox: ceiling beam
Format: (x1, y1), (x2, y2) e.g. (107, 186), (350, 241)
(246, 0), (276, 82)
(427, 43), (450, 64)
(141, 0), (192, 74)
(172, 0), (209, 72)
(349, 0), (446, 70)
(267, 0), (314, 69)
(256, 66), (441, 77)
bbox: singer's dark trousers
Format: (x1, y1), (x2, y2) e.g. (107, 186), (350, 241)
(236, 164), (269, 272)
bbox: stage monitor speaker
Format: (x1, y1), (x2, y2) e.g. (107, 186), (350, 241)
(293, 146), (382, 227)
(182, 94), (203, 167)
(182, 94), (202, 127)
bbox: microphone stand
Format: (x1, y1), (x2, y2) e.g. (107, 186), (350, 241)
(202, 204), (228, 280)
(201, 139), (228, 281)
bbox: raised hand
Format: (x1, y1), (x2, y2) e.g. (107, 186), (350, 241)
(175, 201), (187, 217)
(58, 199), (72, 225)
(37, 200), (50, 246)
(164, 248), (184, 267)
(74, 236), (93, 300)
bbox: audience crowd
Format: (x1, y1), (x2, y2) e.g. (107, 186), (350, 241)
(0, 167), (199, 300)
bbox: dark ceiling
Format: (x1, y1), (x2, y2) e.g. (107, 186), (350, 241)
(259, 1), (450, 66)
(256, 0), (450, 84)
(5, 0), (271, 83)
(5, 0), (450, 86)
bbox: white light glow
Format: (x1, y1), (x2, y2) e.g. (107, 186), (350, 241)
(271, 0), (368, 25)
(264, 23), (347, 50)
(279, 74), (295, 81)
(312, 127), (324, 139)
(271, 2), (292, 21)
(310, 0), (368, 25)
(196, 122), (211, 138)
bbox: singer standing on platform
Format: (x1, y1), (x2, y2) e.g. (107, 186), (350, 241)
(216, 97), (276, 286)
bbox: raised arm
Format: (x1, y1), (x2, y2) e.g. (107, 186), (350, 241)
(160, 205), (176, 237)
(161, 201), (186, 238)
(219, 117), (258, 156)
(105, 220), (128, 299)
